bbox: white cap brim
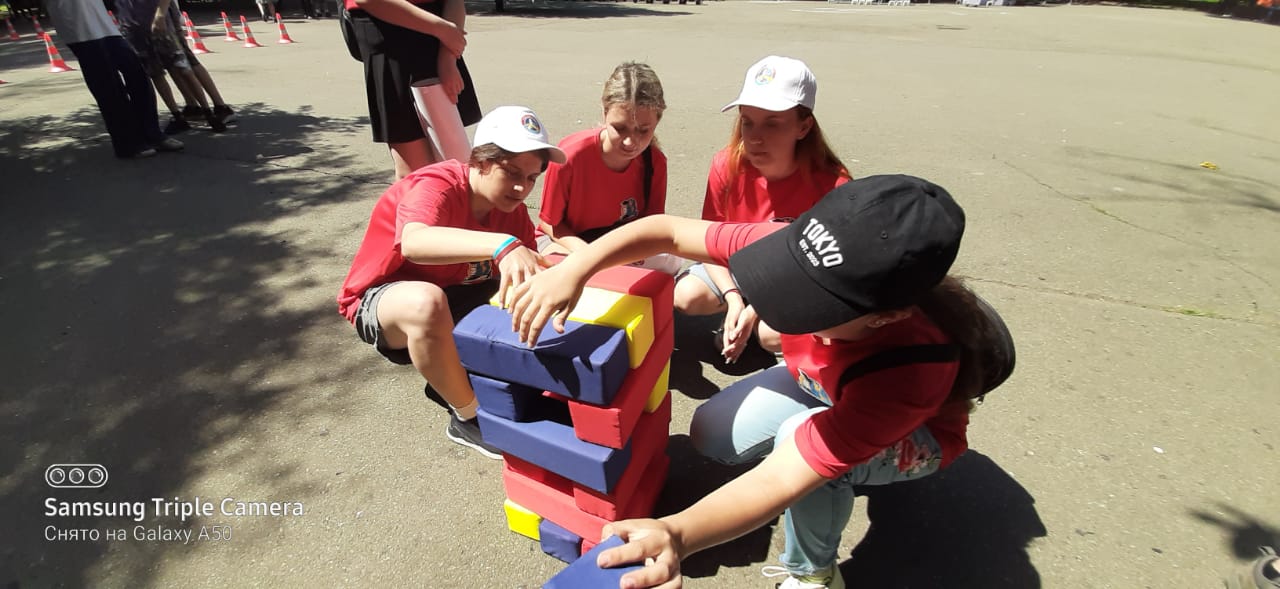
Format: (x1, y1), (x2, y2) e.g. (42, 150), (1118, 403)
(492, 137), (567, 164)
(720, 94), (806, 113)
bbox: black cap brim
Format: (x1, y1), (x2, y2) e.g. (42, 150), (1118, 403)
(728, 227), (864, 335)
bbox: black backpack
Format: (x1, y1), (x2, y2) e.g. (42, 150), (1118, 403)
(836, 292), (1016, 403)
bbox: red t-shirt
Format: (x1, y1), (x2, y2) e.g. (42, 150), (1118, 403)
(537, 128), (668, 238)
(336, 160), (537, 322)
(704, 222), (969, 479)
(701, 149), (848, 223)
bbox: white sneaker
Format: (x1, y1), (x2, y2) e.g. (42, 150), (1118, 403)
(762, 565), (846, 589)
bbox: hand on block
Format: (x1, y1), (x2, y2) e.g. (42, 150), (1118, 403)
(543, 535), (641, 589)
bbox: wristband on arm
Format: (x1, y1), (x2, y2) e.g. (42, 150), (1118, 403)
(492, 236), (523, 266)
(721, 287), (741, 300)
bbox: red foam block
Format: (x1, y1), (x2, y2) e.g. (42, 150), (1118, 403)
(546, 322), (673, 449)
(503, 438), (669, 543)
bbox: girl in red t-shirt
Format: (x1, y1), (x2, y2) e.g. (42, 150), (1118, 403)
(676, 56), (853, 362)
(509, 175), (989, 589)
(535, 62), (682, 275)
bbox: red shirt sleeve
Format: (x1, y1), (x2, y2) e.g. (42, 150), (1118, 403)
(703, 221), (787, 266)
(394, 164), (466, 246)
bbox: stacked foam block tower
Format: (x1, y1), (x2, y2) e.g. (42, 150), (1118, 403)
(452, 262), (675, 563)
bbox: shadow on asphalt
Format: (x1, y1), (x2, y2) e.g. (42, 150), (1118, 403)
(0, 104), (373, 587)
(843, 450), (1047, 588)
(668, 311), (780, 401)
(1190, 503), (1280, 561)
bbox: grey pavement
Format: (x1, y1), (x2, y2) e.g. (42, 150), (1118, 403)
(1, 2), (1277, 587)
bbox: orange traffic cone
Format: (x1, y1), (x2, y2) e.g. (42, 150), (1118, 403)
(5, 18), (19, 41)
(221, 12), (239, 41)
(31, 16), (45, 36)
(188, 21), (212, 53)
(108, 10), (119, 28)
(182, 11), (193, 41)
(42, 33), (73, 73)
(274, 13), (294, 44)
(239, 16), (263, 48)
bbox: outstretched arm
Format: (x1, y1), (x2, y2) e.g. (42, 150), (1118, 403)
(597, 435), (830, 588)
(507, 215), (714, 346)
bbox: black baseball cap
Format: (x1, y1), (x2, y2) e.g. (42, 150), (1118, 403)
(728, 174), (965, 334)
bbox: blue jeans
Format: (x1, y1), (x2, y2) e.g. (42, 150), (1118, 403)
(66, 36), (164, 157)
(690, 365), (943, 576)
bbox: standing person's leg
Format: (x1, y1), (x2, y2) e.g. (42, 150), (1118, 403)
(105, 36), (169, 147)
(66, 37), (150, 158)
(389, 139), (437, 180)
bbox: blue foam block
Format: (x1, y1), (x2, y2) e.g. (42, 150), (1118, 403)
(539, 519), (582, 564)
(543, 535), (641, 589)
(477, 407), (632, 494)
(469, 373), (567, 423)
(454, 305), (630, 406)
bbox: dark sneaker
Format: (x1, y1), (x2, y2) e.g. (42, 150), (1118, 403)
(164, 117), (191, 135)
(1225, 547), (1280, 589)
(213, 104), (238, 124)
(182, 104), (203, 118)
(204, 108), (227, 133)
(446, 414), (502, 459)
(154, 137), (185, 152)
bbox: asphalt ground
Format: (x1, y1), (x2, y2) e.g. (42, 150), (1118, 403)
(1, 2), (1278, 587)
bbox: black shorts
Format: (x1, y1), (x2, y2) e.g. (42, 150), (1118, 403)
(349, 5), (482, 144)
(353, 281), (498, 365)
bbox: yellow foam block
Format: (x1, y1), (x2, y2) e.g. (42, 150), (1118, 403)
(644, 362), (671, 413)
(503, 499), (541, 541)
(495, 286), (655, 368)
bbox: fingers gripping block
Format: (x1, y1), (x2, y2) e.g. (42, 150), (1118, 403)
(454, 305), (630, 405)
(543, 535), (642, 589)
(494, 286), (665, 369)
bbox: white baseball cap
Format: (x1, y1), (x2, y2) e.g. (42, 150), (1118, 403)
(721, 56), (817, 113)
(472, 106), (566, 164)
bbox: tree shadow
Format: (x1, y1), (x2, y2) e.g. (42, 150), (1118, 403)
(841, 450), (1046, 588)
(0, 104), (376, 587)
(1190, 503), (1280, 561)
(653, 434), (774, 578)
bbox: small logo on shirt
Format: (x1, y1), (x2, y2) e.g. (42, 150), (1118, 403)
(462, 260), (493, 284)
(755, 65), (776, 86)
(619, 198), (639, 223)
(796, 368), (832, 406)
(521, 114), (542, 135)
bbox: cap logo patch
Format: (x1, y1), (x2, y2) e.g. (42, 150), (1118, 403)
(798, 218), (844, 268)
(754, 65), (776, 86)
(521, 114), (542, 135)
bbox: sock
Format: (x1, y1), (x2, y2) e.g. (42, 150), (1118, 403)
(452, 398), (478, 421)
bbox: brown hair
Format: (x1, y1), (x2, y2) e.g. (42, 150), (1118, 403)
(601, 62), (666, 115)
(722, 105), (850, 190)
(470, 144), (551, 172)
(913, 275), (995, 411)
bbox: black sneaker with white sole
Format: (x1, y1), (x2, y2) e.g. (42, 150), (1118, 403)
(446, 414), (502, 459)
